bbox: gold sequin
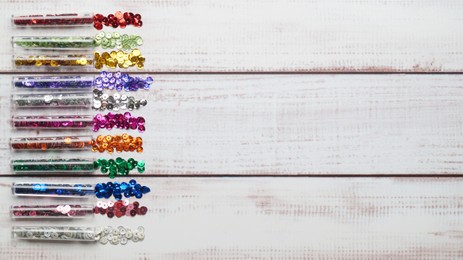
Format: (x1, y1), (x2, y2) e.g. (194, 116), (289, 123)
(93, 49), (145, 70)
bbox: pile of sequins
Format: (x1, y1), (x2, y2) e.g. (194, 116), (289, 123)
(94, 158), (145, 178)
(94, 32), (143, 50)
(95, 226), (145, 245)
(94, 71), (153, 91)
(94, 49), (145, 69)
(94, 200), (148, 218)
(93, 12), (143, 30)
(92, 134), (143, 153)
(94, 179), (151, 200)
(93, 112), (146, 132)
(93, 89), (147, 111)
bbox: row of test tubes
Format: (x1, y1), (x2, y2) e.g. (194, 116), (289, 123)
(9, 10), (149, 244)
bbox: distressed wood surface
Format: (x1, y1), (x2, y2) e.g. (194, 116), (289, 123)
(0, 177), (461, 259)
(1, 75), (462, 176)
(1, 0), (463, 258)
(1, 0), (463, 72)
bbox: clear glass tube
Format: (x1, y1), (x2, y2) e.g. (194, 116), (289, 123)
(12, 115), (93, 129)
(14, 54), (93, 67)
(12, 226), (96, 241)
(10, 135), (93, 150)
(13, 75), (95, 89)
(12, 92), (93, 108)
(12, 182), (94, 198)
(11, 204), (94, 219)
(12, 158), (95, 173)
(12, 13), (94, 27)
(13, 36), (95, 50)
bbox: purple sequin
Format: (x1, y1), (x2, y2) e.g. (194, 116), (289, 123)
(93, 71), (153, 92)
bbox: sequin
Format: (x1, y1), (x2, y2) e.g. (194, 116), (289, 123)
(93, 49), (144, 69)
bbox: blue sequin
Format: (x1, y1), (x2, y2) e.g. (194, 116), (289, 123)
(94, 179), (150, 200)
(141, 186), (151, 194)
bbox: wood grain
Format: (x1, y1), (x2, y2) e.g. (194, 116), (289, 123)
(2, 0), (463, 72)
(0, 177), (461, 259)
(2, 0), (463, 258)
(1, 75), (462, 176)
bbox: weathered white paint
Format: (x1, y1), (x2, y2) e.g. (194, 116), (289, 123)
(0, 0), (462, 258)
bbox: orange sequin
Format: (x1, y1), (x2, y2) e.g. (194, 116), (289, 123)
(92, 134), (143, 153)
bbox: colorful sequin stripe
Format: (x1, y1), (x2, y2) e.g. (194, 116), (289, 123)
(12, 12), (142, 31)
(12, 180), (151, 200)
(11, 158), (145, 177)
(13, 73), (152, 91)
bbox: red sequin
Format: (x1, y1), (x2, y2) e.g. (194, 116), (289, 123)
(93, 11), (143, 30)
(94, 200), (147, 218)
(93, 22), (103, 30)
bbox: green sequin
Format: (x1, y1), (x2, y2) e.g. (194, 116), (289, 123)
(94, 157), (145, 178)
(93, 32), (143, 51)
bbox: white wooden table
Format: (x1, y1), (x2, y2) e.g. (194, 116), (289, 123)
(0, 0), (462, 259)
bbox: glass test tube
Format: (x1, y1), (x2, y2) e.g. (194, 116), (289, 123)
(12, 182), (95, 198)
(12, 92), (93, 108)
(11, 204), (94, 219)
(12, 13), (94, 27)
(12, 158), (95, 173)
(13, 36), (95, 50)
(10, 135), (93, 150)
(12, 115), (93, 129)
(12, 226), (96, 241)
(13, 75), (95, 89)
(14, 54), (93, 68)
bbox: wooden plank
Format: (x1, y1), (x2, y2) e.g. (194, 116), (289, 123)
(0, 177), (461, 259)
(2, 0), (463, 72)
(1, 75), (462, 176)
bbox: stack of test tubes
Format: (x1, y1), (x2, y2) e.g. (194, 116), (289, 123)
(9, 11), (151, 246)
